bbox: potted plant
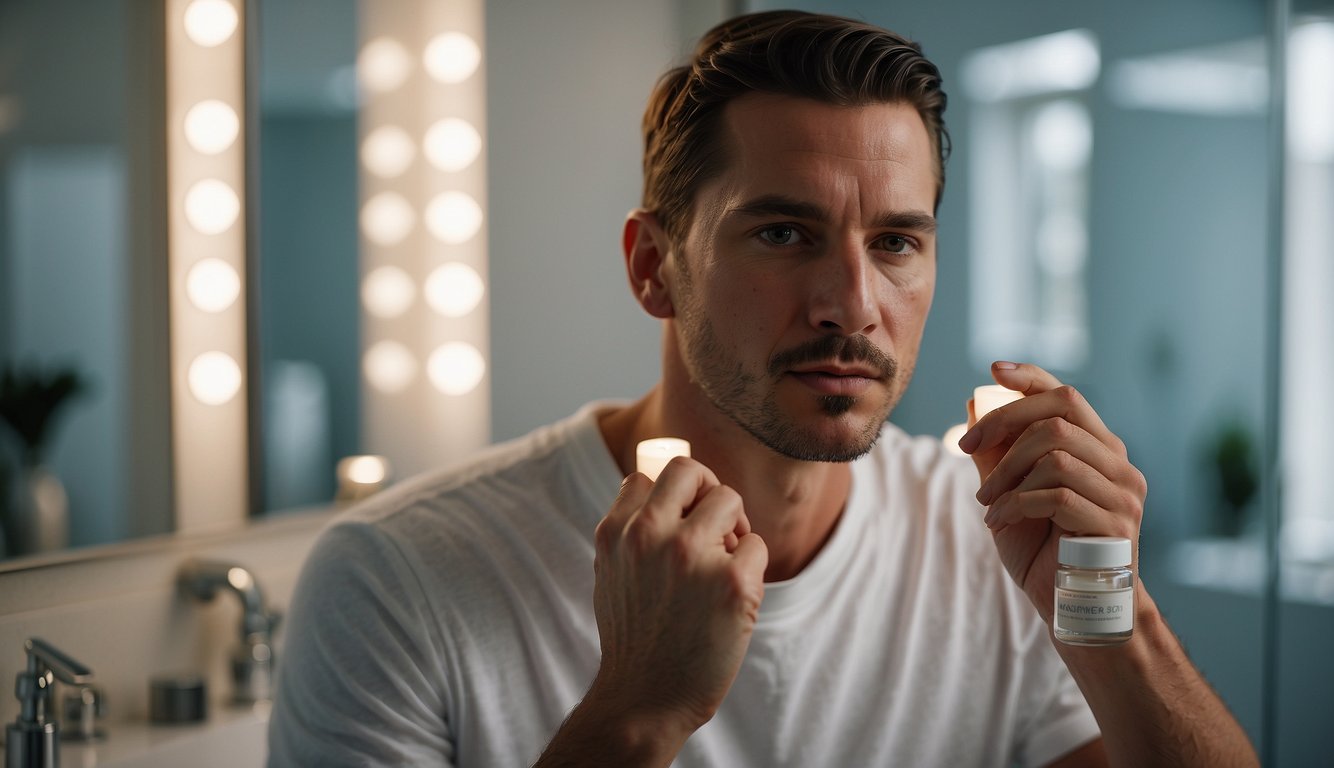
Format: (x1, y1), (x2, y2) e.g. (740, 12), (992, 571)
(1205, 418), (1259, 538)
(0, 364), (86, 556)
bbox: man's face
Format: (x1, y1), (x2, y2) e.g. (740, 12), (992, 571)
(670, 93), (938, 462)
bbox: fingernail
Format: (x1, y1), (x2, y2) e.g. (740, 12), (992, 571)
(976, 483), (991, 505)
(983, 506), (998, 527)
(993, 361), (1018, 370)
(958, 428), (981, 454)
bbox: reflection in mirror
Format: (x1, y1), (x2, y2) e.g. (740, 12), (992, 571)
(255, 0), (360, 512)
(255, 0), (491, 516)
(0, 0), (172, 561)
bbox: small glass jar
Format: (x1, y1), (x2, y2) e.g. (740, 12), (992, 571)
(1054, 536), (1135, 646)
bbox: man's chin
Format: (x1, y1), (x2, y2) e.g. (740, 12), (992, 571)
(754, 412), (886, 463)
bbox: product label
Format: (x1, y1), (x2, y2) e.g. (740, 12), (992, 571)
(1055, 587), (1134, 634)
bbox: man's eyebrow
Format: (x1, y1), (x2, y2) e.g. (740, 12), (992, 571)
(729, 195), (937, 234)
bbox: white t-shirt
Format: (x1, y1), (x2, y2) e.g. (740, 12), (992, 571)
(267, 403), (1099, 767)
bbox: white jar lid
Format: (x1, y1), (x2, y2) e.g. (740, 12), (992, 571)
(1058, 535), (1132, 568)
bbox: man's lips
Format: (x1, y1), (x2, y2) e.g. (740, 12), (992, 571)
(787, 366), (880, 396)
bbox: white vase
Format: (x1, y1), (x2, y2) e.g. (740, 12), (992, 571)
(10, 464), (69, 556)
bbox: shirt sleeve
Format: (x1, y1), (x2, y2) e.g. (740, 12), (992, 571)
(267, 519), (455, 767)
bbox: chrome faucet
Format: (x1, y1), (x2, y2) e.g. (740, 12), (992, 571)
(5, 638), (93, 768)
(177, 559), (281, 704)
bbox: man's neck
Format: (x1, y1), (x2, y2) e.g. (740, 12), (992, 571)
(598, 386), (852, 582)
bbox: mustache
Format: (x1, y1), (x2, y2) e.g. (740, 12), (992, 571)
(768, 335), (897, 380)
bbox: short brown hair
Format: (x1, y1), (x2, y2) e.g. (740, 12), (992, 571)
(641, 10), (950, 244)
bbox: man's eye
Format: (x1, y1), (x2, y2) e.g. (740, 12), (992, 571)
(877, 235), (913, 254)
(758, 226), (804, 246)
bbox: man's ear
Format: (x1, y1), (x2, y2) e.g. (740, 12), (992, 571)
(622, 209), (676, 319)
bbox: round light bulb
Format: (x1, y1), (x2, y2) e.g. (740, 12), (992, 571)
(186, 258), (241, 313)
(183, 100), (239, 155)
(424, 263), (484, 317)
(360, 192), (415, 245)
(188, 351), (242, 405)
(423, 32), (481, 84)
(343, 455), (388, 485)
(358, 37), (411, 93)
(363, 340), (416, 393)
(183, 0), (238, 47)
(423, 118), (481, 172)
(427, 342), (486, 395)
(361, 125), (415, 178)
(362, 266), (415, 318)
(424, 191), (483, 244)
(184, 179), (240, 235)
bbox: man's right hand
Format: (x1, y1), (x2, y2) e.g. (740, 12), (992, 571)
(576, 456), (767, 761)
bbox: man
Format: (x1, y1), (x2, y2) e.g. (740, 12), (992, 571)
(269, 11), (1257, 767)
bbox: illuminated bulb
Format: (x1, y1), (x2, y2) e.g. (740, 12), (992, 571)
(636, 438), (691, 481)
(358, 37), (411, 93)
(362, 266), (415, 318)
(942, 423), (969, 457)
(183, 0), (238, 47)
(425, 191), (483, 244)
(335, 455), (391, 503)
(344, 455), (388, 485)
(188, 351), (242, 405)
(186, 258), (241, 312)
(423, 32), (481, 84)
(427, 342), (485, 395)
(363, 340), (416, 393)
(360, 192), (415, 245)
(424, 263), (484, 317)
(361, 125), (415, 177)
(183, 100), (239, 155)
(973, 384), (1024, 420)
(423, 118), (481, 172)
(184, 179), (240, 235)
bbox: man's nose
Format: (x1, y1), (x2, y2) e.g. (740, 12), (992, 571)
(807, 239), (878, 336)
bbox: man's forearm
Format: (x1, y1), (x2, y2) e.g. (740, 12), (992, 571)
(533, 681), (694, 768)
(1055, 584), (1258, 767)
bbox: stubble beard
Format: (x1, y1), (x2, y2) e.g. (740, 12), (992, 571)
(676, 292), (900, 463)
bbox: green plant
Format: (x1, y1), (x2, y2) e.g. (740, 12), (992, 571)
(1207, 418), (1258, 537)
(0, 364), (87, 467)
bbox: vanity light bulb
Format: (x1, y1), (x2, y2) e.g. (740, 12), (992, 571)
(361, 125), (415, 178)
(183, 100), (239, 155)
(362, 266), (415, 319)
(423, 32), (481, 84)
(424, 118), (482, 172)
(363, 340), (417, 394)
(360, 192), (415, 246)
(427, 342), (486, 396)
(425, 191), (483, 244)
(424, 263), (484, 317)
(188, 351), (242, 405)
(184, 179), (240, 235)
(183, 0), (239, 47)
(358, 37), (412, 93)
(186, 258), (241, 313)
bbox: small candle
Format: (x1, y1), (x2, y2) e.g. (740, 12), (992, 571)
(973, 385), (1024, 420)
(636, 438), (691, 481)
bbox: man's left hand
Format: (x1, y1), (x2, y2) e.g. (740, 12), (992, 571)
(958, 361), (1148, 622)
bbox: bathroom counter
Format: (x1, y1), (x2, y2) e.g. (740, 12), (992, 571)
(60, 704), (269, 767)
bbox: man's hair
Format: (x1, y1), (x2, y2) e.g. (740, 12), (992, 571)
(641, 10), (950, 244)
